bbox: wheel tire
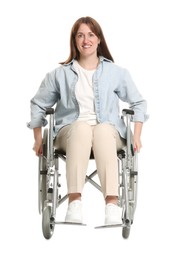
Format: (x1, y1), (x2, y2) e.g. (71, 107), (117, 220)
(38, 129), (48, 214)
(38, 165), (47, 214)
(42, 206), (54, 239)
(122, 226), (131, 239)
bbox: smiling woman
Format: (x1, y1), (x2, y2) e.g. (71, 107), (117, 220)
(1, 0), (177, 256)
(28, 16), (148, 226)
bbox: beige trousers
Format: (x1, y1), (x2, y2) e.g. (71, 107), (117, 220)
(54, 121), (125, 198)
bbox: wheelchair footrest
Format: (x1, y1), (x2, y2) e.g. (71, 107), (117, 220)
(95, 223), (123, 229)
(55, 221), (87, 226)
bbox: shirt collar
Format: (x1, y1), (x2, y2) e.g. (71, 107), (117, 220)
(63, 56), (112, 66)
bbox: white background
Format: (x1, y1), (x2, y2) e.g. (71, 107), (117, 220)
(0, 0), (177, 259)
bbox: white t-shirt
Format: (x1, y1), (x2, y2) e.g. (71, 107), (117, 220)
(73, 60), (98, 125)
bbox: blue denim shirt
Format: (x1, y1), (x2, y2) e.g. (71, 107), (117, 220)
(27, 56), (148, 139)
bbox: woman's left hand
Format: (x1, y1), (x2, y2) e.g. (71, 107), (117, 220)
(133, 122), (143, 153)
(133, 137), (142, 153)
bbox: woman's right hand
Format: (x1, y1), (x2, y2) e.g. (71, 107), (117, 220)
(33, 127), (43, 156)
(33, 140), (42, 156)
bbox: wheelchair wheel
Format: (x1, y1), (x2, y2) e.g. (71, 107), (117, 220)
(42, 206), (55, 239)
(38, 129), (48, 214)
(122, 226), (131, 239)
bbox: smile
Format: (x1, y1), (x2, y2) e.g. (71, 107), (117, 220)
(82, 45), (91, 48)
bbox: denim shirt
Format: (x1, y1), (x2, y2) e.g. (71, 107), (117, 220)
(27, 56), (148, 139)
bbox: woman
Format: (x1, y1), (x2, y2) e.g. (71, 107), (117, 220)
(28, 16), (148, 225)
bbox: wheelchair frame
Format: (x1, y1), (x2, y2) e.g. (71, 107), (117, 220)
(38, 108), (138, 239)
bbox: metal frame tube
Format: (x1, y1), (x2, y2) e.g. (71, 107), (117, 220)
(49, 114), (54, 165)
(51, 157), (58, 217)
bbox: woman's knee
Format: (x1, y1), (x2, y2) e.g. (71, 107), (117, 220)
(93, 123), (116, 139)
(93, 123), (124, 150)
(68, 121), (92, 139)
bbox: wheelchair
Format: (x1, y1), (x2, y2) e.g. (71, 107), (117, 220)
(38, 108), (138, 239)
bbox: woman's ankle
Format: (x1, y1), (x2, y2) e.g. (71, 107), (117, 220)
(68, 193), (81, 204)
(105, 195), (118, 205)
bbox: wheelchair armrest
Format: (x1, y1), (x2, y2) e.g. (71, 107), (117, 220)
(122, 109), (134, 115)
(46, 108), (54, 115)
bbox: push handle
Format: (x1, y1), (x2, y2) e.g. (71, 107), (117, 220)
(46, 107), (54, 115)
(122, 109), (134, 115)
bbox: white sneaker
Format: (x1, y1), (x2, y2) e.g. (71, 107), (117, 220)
(65, 200), (83, 223)
(105, 203), (122, 225)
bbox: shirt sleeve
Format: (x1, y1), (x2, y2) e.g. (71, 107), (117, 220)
(118, 68), (149, 122)
(27, 70), (59, 129)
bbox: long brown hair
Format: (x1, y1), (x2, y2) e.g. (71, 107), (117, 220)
(60, 16), (114, 64)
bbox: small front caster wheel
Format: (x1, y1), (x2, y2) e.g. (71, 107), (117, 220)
(122, 226), (131, 239)
(42, 206), (55, 239)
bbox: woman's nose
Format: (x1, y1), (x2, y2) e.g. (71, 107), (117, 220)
(83, 35), (89, 42)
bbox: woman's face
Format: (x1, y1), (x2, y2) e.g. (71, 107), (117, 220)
(75, 23), (100, 58)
